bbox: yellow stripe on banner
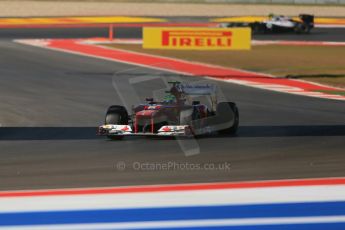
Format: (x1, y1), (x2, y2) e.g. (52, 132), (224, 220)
(314, 18), (345, 25)
(0, 16), (165, 26)
(212, 16), (267, 23)
(212, 16), (345, 25)
(1, 18), (66, 25)
(72, 16), (165, 24)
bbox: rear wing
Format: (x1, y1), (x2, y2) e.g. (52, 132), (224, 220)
(175, 83), (217, 96)
(175, 83), (218, 111)
(299, 14), (314, 27)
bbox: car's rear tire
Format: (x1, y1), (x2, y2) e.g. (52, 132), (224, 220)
(105, 105), (128, 140)
(218, 102), (239, 135)
(294, 23), (307, 34)
(251, 22), (265, 34)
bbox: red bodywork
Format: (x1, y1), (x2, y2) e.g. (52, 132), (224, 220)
(135, 109), (156, 133)
(133, 103), (207, 134)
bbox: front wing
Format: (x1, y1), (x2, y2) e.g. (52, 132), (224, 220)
(97, 125), (193, 137)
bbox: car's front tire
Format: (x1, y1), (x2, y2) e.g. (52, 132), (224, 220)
(105, 105), (128, 140)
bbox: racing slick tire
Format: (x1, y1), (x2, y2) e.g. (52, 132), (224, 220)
(217, 102), (239, 135)
(251, 22), (266, 34)
(105, 105), (128, 140)
(294, 23), (308, 34)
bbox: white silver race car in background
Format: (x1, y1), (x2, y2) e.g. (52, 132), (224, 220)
(220, 14), (314, 34)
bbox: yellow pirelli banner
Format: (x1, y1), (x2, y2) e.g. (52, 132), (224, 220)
(143, 27), (251, 50)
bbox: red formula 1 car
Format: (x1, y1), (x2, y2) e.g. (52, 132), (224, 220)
(98, 82), (239, 140)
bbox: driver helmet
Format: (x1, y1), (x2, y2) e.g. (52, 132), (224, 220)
(163, 94), (176, 103)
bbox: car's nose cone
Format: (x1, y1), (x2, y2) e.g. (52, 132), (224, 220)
(136, 110), (156, 117)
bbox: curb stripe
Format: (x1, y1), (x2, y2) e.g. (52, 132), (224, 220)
(1, 202), (345, 226)
(14, 38), (345, 101)
(252, 40), (345, 46)
(1, 177), (345, 197)
(1, 222), (345, 230)
(0, 22), (215, 29)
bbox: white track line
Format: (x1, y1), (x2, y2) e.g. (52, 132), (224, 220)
(2, 216), (345, 230)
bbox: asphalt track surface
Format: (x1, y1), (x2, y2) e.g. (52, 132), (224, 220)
(1, 27), (345, 41)
(0, 27), (345, 191)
